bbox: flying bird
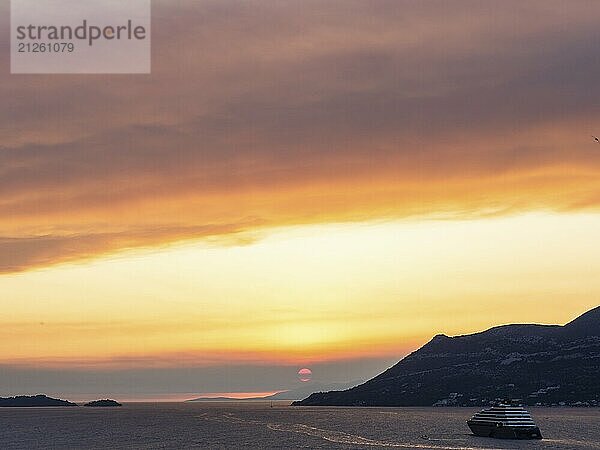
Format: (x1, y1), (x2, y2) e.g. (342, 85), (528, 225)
(593, 135), (600, 143)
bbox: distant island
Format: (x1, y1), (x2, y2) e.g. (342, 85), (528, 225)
(84, 399), (122, 407)
(0, 394), (77, 407)
(294, 305), (600, 407)
(187, 381), (361, 402)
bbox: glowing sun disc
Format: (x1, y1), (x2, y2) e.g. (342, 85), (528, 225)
(298, 368), (312, 382)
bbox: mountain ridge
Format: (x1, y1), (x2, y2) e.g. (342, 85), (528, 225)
(294, 306), (600, 407)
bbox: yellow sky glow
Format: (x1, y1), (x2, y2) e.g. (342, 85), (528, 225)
(2, 212), (599, 368)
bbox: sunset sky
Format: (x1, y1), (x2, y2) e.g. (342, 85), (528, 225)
(2, 0), (600, 400)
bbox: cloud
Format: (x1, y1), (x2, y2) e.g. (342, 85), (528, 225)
(0, 222), (259, 273)
(2, 0), (600, 272)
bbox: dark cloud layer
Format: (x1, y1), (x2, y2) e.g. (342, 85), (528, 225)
(2, 0), (600, 272)
(0, 222), (258, 273)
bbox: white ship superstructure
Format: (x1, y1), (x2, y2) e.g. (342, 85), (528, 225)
(467, 402), (542, 439)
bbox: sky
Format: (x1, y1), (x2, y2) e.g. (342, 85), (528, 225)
(1, 0), (600, 400)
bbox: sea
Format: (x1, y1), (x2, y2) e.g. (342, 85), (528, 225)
(0, 403), (598, 449)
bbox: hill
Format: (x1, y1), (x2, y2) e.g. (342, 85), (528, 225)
(262, 381), (362, 401)
(294, 306), (600, 407)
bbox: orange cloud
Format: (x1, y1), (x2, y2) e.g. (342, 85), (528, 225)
(2, 0), (600, 273)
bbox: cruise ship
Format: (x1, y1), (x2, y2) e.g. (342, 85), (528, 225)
(467, 401), (542, 439)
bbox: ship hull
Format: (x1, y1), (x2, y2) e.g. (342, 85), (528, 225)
(467, 421), (542, 440)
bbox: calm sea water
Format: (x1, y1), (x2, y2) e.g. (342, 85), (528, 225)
(0, 403), (598, 449)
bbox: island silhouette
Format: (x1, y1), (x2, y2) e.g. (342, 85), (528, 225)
(0, 395), (77, 407)
(0, 395), (124, 408)
(84, 399), (122, 407)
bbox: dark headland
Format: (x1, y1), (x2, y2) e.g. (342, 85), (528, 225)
(0, 394), (77, 407)
(294, 305), (600, 407)
(84, 399), (122, 407)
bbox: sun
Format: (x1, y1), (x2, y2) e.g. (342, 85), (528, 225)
(297, 368), (312, 382)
